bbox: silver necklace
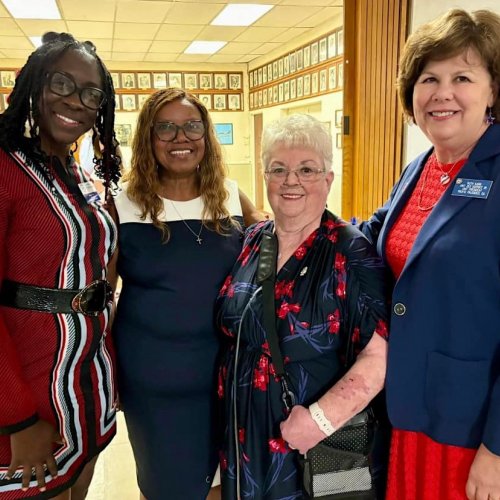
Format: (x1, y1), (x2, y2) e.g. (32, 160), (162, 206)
(169, 200), (203, 244)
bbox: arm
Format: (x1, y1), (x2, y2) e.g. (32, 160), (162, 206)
(238, 188), (272, 226)
(280, 333), (387, 453)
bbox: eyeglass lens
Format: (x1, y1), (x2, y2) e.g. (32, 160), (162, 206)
(48, 72), (106, 110)
(154, 121), (205, 142)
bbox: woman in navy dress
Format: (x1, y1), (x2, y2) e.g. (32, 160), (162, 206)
(113, 88), (262, 500)
(216, 114), (390, 499)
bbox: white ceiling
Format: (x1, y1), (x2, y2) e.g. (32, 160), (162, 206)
(0, 0), (343, 67)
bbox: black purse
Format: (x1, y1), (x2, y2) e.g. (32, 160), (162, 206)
(257, 230), (377, 500)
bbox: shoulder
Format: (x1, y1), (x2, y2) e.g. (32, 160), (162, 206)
(224, 178), (243, 217)
(115, 185), (151, 224)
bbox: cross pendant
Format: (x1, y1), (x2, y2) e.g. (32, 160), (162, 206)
(196, 236), (203, 244)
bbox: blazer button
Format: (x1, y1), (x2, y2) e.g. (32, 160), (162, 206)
(394, 303), (406, 316)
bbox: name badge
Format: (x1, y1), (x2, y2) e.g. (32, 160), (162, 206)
(451, 178), (493, 199)
(78, 181), (101, 203)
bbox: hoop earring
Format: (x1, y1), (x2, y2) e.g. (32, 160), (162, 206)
(196, 164), (201, 172)
(486, 107), (496, 125)
(71, 141), (78, 153)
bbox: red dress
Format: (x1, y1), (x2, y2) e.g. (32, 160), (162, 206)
(0, 149), (117, 498)
(384, 154), (476, 500)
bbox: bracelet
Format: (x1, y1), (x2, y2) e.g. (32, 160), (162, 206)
(309, 402), (336, 436)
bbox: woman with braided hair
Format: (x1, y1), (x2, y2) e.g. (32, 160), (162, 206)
(0, 32), (121, 499)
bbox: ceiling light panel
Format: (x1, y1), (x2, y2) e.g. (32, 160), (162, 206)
(2, 0), (61, 19)
(184, 41), (227, 54)
(211, 4), (273, 27)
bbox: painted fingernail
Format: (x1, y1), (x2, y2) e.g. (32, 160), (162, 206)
(22, 487), (28, 492)
(40, 487), (46, 492)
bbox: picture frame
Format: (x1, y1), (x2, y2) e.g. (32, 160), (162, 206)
(319, 69), (328, 92)
(114, 95), (121, 111)
(229, 73), (242, 90)
(262, 66), (267, 84)
(168, 72), (182, 88)
(304, 74), (311, 95)
(214, 73), (228, 90)
(214, 123), (233, 145)
(137, 72), (151, 89)
(198, 94), (212, 110)
(328, 33), (337, 58)
(228, 94), (241, 110)
(283, 55), (290, 76)
(267, 87), (273, 104)
(257, 68), (263, 86)
(249, 71), (254, 89)
(290, 78), (296, 100)
(0, 70), (15, 88)
(335, 109), (343, 127)
(121, 94), (137, 111)
(262, 89), (268, 106)
(0, 93), (4, 112)
(303, 45), (311, 68)
(338, 62), (344, 87)
(311, 41), (319, 65)
(289, 52), (296, 73)
(296, 48), (303, 70)
(153, 73), (167, 89)
(273, 85), (278, 104)
(257, 90), (262, 107)
(278, 58), (284, 78)
(329, 65), (337, 90)
(115, 124), (133, 147)
(199, 73), (213, 90)
(249, 93), (254, 109)
(273, 61), (278, 79)
(121, 73), (136, 89)
(284, 81), (290, 101)
(137, 94), (149, 109)
(336, 132), (342, 149)
(110, 72), (120, 89)
(296, 76), (304, 98)
(267, 63), (273, 82)
(319, 38), (328, 62)
(184, 73), (198, 90)
(278, 83), (283, 102)
(213, 94), (227, 110)
(312, 72), (319, 94)
(337, 29), (344, 55)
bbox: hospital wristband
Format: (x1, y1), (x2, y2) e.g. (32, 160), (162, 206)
(309, 402), (335, 436)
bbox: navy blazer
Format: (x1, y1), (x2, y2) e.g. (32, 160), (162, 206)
(362, 124), (500, 455)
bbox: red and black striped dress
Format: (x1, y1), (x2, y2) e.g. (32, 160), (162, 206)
(0, 148), (117, 499)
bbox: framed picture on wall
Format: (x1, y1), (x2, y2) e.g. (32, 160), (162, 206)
(249, 93), (254, 108)
(283, 55), (290, 76)
(258, 90), (262, 107)
(153, 73), (167, 88)
(267, 87), (273, 104)
(319, 38), (328, 62)
(214, 123), (233, 145)
(297, 76), (304, 98)
(262, 66), (267, 84)
(199, 73), (213, 89)
(199, 94), (212, 110)
(137, 73), (151, 89)
(273, 85), (278, 103)
(304, 74), (311, 95)
(312, 72), (319, 94)
(115, 124), (132, 147)
(0, 94), (4, 112)
(273, 61), (278, 79)
(290, 78), (296, 99)
(267, 63), (273, 82)
(168, 73), (182, 88)
(319, 69), (327, 92)
(262, 90), (268, 106)
(121, 73), (135, 89)
(284, 81), (290, 101)
(289, 52), (296, 73)
(115, 95), (121, 111)
(328, 33), (337, 58)
(214, 73), (228, 89)
(296, 48), (303, 70)
(214, 94), (227, 110)
(121, 94), (137, 111)
(278, 58), (284, 78)
(335, 109), (343, 127)
(337, 29), (344, 55)
(184, 73), (198, 90)
(1, 70), (15, 88)
(303, 46), (311, 68)
(278, 83), (283, 102)
(257, 68), (263, 86)
(229, 73), (242, 90)
(137, 94), (149, 109)
(228, 94), (241, 110)
(338, 62), (344, 87)
(329, 65), (337, 90)
(311, 41), (319, 65)
(110, 72), (120, 89)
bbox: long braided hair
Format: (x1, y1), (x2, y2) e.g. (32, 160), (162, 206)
(0, 32), (121, 193)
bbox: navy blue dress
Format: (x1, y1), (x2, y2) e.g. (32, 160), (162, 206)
(114, 181), (243, 500)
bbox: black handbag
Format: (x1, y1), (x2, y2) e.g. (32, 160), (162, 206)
(257, 230), (377, 500)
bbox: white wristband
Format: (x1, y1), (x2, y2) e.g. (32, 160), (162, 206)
(309, 402), (336, 436)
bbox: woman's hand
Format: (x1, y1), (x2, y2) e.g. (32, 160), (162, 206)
(280, 405), (325, 454)
(466, 444), (500, 500)
(7, 419), (62, 491)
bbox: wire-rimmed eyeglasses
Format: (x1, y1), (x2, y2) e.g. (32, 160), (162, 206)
(264, 165), (326, 183)
(46, 71), (106, 110)
(153, 120), (205, 142)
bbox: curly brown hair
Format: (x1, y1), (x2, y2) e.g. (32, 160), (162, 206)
(124, 88), (238, 241)
(397, 9), (500, 122)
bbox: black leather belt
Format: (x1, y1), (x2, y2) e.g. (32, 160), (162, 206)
(0, 279), (113, 316)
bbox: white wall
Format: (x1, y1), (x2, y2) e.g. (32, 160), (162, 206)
(404, 0), (500, 165)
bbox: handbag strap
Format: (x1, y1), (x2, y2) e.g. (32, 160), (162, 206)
(257, 229), (295, 412)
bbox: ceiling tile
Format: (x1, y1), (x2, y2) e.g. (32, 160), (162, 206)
(116, 1), (171, 23)
(162, 2), (223, 25)
(155, 24), (203, 41)
(149, 40), (190, 53)
(279, 0), (342, 5)
(196, 26), (245, 41)
(113, 39), (152, 52)
(92, 38), (113, 52)
(234, 26), (287, 43)
(114, 22), (161, 40)
(218, 42), (263, 55)
(175, 53), (212, 63)
(58, 0), (116, 21)
(0, 4), (9, 17)
(143, 52), (179, 63)
(207, 54), (241, 64)
(66, 21), (114, 39)
(252, 42), (285, 54)
(273, 27), (310, 43)
(235, 54), (260, 63)
(16, 20), (68, 36)
(0, 18), (24, 37)
(110, 52), (146, 62)
(255, 5), (321, 27)
(298, 7), (342, 27)
(0, 36), (36, 50)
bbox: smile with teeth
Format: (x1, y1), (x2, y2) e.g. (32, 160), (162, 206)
(170, 149), (193, 156)
(56, 113), (80, 126)
(281, 193), (303, 199)
(430, 111), (456, 117)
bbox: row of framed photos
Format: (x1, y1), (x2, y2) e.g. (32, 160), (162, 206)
(249, 62), (343, 110)
(249, 28), (343, 89)
(110, 71), (242, 91)
(116, 92), (243, 112)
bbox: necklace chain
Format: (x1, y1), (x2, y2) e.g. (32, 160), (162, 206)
(169, 201), (203, 244)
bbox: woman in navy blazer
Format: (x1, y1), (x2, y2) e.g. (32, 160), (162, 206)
(361, 9), (500, 500)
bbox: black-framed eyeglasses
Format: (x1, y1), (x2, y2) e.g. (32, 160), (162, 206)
(153, 120), (205, 142)
(46, 71), (106, 110)
(264, 164), (326, 183)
